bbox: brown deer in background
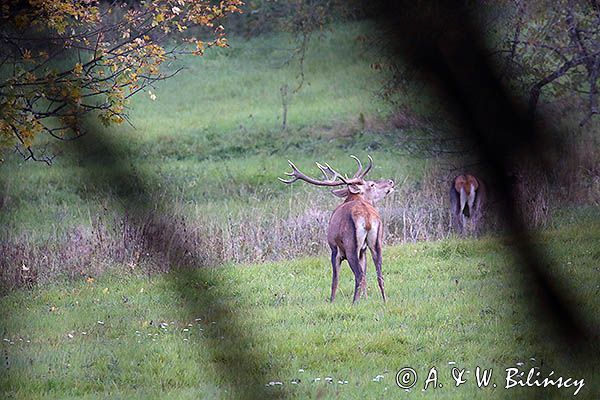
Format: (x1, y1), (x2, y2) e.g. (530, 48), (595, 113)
(280, 155), (395, 303)
(450, 174), (486, 235)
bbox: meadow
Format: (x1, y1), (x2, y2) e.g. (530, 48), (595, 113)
(1, 22), (406, 234)
(1, 20), (599, 399)
(1, 223), (599, 399)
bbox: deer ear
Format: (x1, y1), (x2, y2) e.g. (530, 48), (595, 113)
(347, 184), (362, 194)
(331, 187), (348, 198)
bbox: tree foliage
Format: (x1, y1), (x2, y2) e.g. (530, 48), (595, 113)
(504, 0), (600, 125)
(0, 0), (243, 163)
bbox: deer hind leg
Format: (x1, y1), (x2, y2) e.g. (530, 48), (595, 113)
(460, 214), (467, 235)
(372, 246), (386, 302)
(368, 225), (386, 302)
(458, 186), (469, 235)
(346, 250), (363, 304)
(359, 249), (367, 298)
(330, 246), (342, 302)
(351, 217), (369, 302)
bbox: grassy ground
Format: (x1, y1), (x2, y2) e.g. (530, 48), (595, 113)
(1, 21), (420, 237)
(1, 222), (599, 399)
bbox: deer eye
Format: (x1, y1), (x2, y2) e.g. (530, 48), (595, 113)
(370, 183), (375, 187)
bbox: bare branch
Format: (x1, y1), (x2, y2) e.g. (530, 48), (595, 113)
(529, 56), (586, 115)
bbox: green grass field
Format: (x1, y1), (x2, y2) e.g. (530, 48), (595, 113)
(1, 21), (417, 236)
(1, 223), (599, 399)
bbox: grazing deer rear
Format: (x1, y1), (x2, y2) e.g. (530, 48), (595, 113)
(279, 155), (394, 303)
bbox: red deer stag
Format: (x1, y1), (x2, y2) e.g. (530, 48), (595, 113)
(450, 174), (486, 235)
(279, 156), (395, 303)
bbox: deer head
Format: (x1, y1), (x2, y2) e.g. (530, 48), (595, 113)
(279, 155), (395, 204)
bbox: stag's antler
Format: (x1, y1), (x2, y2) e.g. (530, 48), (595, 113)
(279, 160), (355, 186)
(278, 155), (373, 186)
(350, 154), (373, 179)
(315, 162), (345, 182)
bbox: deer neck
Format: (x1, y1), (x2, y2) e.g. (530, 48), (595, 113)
(344, 193), (372, 205)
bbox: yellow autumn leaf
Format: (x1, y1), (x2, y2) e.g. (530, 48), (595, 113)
(153, 12), (165, 26)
